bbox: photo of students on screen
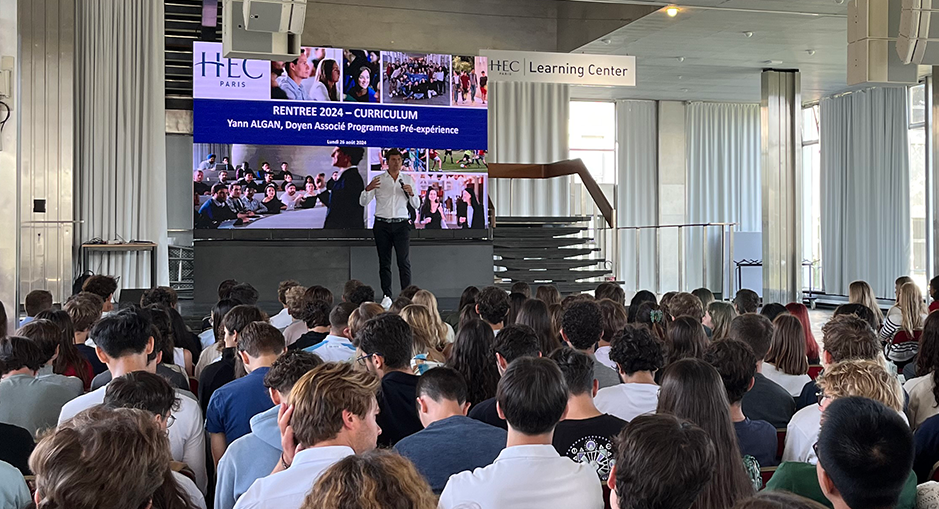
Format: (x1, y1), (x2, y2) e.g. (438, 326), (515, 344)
(271, 47), (343, 102)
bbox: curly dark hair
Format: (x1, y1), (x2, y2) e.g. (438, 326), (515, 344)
(703, 339), (757, 404)
(82, 275), (118, 301)
(228, 283), (260, 306)
(358, 313), (413, 370)
(561, 300), (603, 350)
(476, 286), (510, 325)
(264, 350), (324, 394)
(609, 324), (664, 376)
(140, 287), (178, 309)
(300, 299), (331, 329)
(447, 319), (500, 406)
(348, 285), (376, 306)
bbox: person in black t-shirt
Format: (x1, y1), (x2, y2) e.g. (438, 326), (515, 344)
(0, 422), (34, 476)
(467, 324), (543, 430)
(549, 348), (627, 483)
(193, 170), (211, 195)
(289, 300), (331, 351)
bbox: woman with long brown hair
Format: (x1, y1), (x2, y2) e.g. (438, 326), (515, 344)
(302, 450), (436, 509)
(34, 309), (94, 391)
(705, 301), (736, 341)
(657, 358), (756, 506)
(665, 316), (709, 366)
(447, 318), (499, 408)
(762, 314), (811, 397)
(515, 298), (562, 355)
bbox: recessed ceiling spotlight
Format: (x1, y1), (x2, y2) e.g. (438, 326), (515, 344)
(744, 31), (754, 38)
(807, 49), (816, 56)
(601, 38), (612, 45)
(678, 56), (685, 62)
(762, 59), (783, 65)
(681, 88), (690, 93)
(666, 6), (679, 17)
(678, 75), (683, 80)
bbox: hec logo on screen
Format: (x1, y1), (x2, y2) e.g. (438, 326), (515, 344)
(193, 42), (269, 100)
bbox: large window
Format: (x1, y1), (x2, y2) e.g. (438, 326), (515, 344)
(909, 84), (927, 294)
(802, 104), (822, 292)
(569, 101), (616, 185)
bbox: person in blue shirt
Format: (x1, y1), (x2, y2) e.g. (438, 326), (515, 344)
(206, 321), (285, 466)
(215, 350), (323, 509)
(394, 367), (506, 493)
(197, 183), (248, 228)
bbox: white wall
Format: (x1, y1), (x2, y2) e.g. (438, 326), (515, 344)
(657, 101), (686, 294)
(0, 0), (18, 330)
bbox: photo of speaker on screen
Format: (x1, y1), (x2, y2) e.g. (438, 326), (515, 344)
(343, 49), (380, 103)
(382, 52), (451, 106)
(271, 47), (343, 101)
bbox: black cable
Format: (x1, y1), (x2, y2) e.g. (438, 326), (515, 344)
(0, 101), (10, 134)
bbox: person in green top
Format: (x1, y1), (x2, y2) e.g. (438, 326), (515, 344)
(766, 396), (915, 509)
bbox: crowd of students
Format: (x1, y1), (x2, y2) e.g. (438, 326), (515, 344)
(1, 275), (939, 509)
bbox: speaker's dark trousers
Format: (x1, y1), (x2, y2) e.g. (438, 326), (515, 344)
(373, 218), (411, 298)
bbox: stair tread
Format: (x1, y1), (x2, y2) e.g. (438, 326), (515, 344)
(493, 238), (590, 248)
(495, 248), (600, 259)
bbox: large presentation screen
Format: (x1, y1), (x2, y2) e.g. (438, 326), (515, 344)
(192, 43), (489, 230)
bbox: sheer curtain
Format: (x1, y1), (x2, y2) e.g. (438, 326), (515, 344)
(686, 103), (761, 290)
(489, 81), (570, 217)
(616, 100), (657, 290)
(76, 0), (168, 287)
(820, 87), (910, 298)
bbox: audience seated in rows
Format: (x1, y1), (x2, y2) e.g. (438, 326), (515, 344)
(467, 324), (543, 430)
(0, 336), (79, 437)
(732, 314), (796, 428)
(594, 324), (663, 421)
(20, 289), (53, 327)
(199, 305), (268, 412)
(561, 299), (621, 389)
(476, 285), (510, 333)
(447, 318), (499, 407)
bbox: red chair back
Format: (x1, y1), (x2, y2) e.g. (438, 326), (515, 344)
(807, 365), (823, 380)
(760, 466), (777, 490)
(776, 428), (786, 462)
(189, 377), (199, 395)
(602, 483), (612, 509)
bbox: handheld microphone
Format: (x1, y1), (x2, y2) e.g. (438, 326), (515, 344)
(400, 179), (408, 195)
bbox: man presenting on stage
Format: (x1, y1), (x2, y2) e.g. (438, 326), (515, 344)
(360, 148), (421, 307)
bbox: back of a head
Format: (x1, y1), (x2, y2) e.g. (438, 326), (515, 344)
(511, 281), (532, 299)
(505, 292), (528, 326)
(228, 283), (260, 306)
(704, 339), (758, 405)
(833, 303), (879, 331)
(82, 275), (118, 301)
(691, 287), (715, 309)
(285, 286), (308, 317)
(491, 323), (542, 364)
(349, 302), (385, 343)
(342, 279), (365, 303)
(516, 298), (560, 354)
(932, 275), (939, 301)
(300, 299), (331, 329)
(598, 299), (628, 344)
(733, 491), (828, 509)
(562, 299), (603, 350)
(140, 286), (179, 309)
(459, 286), (480, 312)
(348, 284), (376, 306)
(634, 302), (668, 342)
(816, 359), (904, 413)
(496, 356), (568, 435)
(399, 285), (421, 300)
(104, 371), (178, 417)
(416, 366), (468, 405)
(848, 281), (878, 309)
(218, 279), (239, 300)
(222, 304), (269, 335)
(411, 290), (441, 318)
(476, 286), (509, 325)
(759, 303), (788, 322)
(25, 289), (54, 317)
(609, 324), (664, 376)
(330, 302), (357, 331)
(627, 290), (657, 323)
(288, 362), (380, 447)
(264, 349), (323, 395)
(596, 282), (625, 305)
(898, 282), (926, 332)
(669, 292), (705, 322)
(65, 292), (104, 332)
(303, 449), (437, 509)
(821, 314), (880, 363)
(16, 319), (61, 366)
(357, 313), (414, 370)
(766, 314), (809, 376)
(400, 304), (443, 352)
(918, 313), (939, 379)
(90, 309), (153, 360)
(31, 406), (170, 509)
(666, 316), (708, 364)
(0, 336), (43, 375)
(817, 397), (913, 509)
(734, 289), (760, 314)
(613, 414), (716, 509)
(707, 301), (737, 340)
(535, 285), (561, 306)
(729, 313), (774, 360)
(278, 280), (302, 306)
(238, 322), (286, 358)
(449, 318), (499, 406)
(549, 347), (595, 396)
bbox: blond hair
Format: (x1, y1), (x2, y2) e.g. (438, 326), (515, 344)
(400, 304), (445, 353)
(848, 280), (884, 329)
(817, 359), (903, 413)
(302, 450), (436, 509)
(898, 282), (927, 334)
(411, 290), (448, 340)
(285, 285), (308, 317)
(707, 301), (737, 340)
(288, 362), (380, 446)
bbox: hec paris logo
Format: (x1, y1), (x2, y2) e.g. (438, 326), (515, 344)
(193, 42), (269, 100)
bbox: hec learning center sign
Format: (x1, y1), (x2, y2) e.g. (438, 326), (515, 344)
(480, 50), (636, 87)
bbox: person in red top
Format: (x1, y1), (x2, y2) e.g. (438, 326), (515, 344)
(929, 276), (939, 313)
(459, 72), (471, 102)
(785, 303), (821, 365)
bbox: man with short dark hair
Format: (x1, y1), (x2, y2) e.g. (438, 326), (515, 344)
(82, 274), (118, 313)
(595, 325), (664, 422)
(312, 146), (366, 229)
(207, 322), (285, 465)
(561, 300), (621, 389)
(216, 350), (323, 509)
(228, 283), (260, 306)
(735, 288), (760, 314)
(468, 324), (543, 430)
(199, 183), (249, 227)
(234, 362), (382, 509)
(226, 183), (254, 216)
(0, 336), (78, 437)
(357, 313), (423, 446)
(21, 289), (53, 327)
(510, 281), (531, 299)
(289, 299), (331, 351)
(63, 292), (107, 375)
(347, 284), (375, 306)
(608, 414), (716, 509)
(360, 147), (421, 305)
(140, 286), (179, 309)
(194, 170), (211, 195)
(550, 348), (626, 482)
(395, 367), (506, 493)
(704, 339), (778, 467)
(303, 302), (356, 362)
(768, 397), (917, 509)
(476, 286), (510, 333)
(732, 314), (795, 428)
(439, 357), (603, 509)
(58, 309), (207, 492)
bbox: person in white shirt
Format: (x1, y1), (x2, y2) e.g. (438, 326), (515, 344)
(270, 280), (301, 332)
(761, 314), (812, 397)
(57, 309), (208, 493)
(303, 302), (357, 362)
(234, 362), (382, 509)
(782, 359), (905, 465)
(198, 154), (217, 172)
(241, 187), (267, 214)
(594, 325), (664, 422)
(359, 148), (421, 306)
(439, 356), (603, 509)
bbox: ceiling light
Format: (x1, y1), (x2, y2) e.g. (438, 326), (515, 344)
(681, 88), (689, 93)
(807, 49), (816, 56)
(762, 59), (783, 65)
(666, 6), (679, 17)
(601, 38), (612, 45)
(677, 56), (685, 62)
(744, 31), (754, 38)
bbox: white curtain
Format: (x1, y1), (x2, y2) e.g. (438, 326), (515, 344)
(820, 87), (910, 299)
(489, 82), (570, 217)
(76, 0), (169, 288)
(616, 100), (658, 291)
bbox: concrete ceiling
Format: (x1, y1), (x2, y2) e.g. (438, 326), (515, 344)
(568, 0), (857, 103)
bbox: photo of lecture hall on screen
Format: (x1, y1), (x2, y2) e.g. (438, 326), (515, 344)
(193, 146), (488, 230)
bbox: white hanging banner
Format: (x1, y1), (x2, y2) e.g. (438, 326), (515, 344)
(480, 49), (636, 86)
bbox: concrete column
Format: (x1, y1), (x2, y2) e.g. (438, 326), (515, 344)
(929, 74), (938, 284)
(760, 70), (802, 305)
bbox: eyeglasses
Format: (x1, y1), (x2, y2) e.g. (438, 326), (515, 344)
(813, 442), (820, 462)
(355, 353), (375, 367)
(816, 390), (831, 407)
(165, 414), (176, 429)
